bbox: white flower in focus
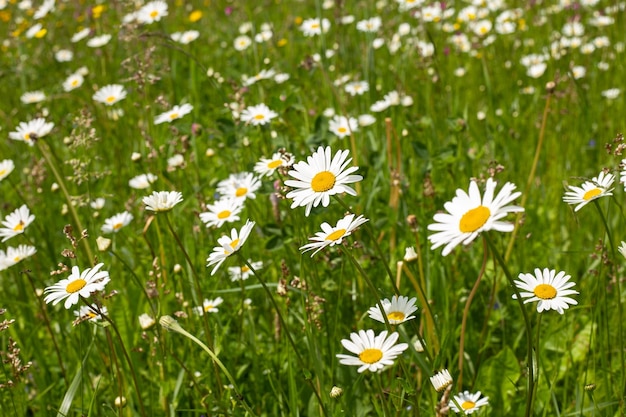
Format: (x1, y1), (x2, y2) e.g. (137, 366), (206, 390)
(101, 211), (134, 234)
(240, 104), (278, 126)
(254, 152), (295, 177)
(194, 297), (224, 315)
(512, 268), (579, 314)
(563, 171), (614, 211)
(199, 198), (244, 228)
(0, 205), (35, 242)
(206, 220), (256, 275)
(93, 84), (127, 106)
(137, 0), (168, 24)
(367, 295), (418, 324)
(336, 329), (409, 373)
(154, 103), (193, 124)
(143, 191), (183, 212)
(44, 263), (111, 309)
(299, 214), (369, 256)
(9, 117), (54, 146)
(449, 391), (489, 414)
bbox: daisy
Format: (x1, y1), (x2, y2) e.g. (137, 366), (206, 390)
(430, 369), (453, 392)
(154, 103), (193, 124)
(0, 245), (36, 271)
(356, 17), (382, 33)
(254, 151), (295, 177)
(44, 263), (111, 309)
(427, 178), (523, 256)
(93, 84), (127, 106)
(129, 173), (157, 189)
(137, 0), (168, 24)
(63, 73), (84, 92)
(55, 49), (73, 62)
(101, 211), (133, 234)
(358, 114), (376, 127)
(563, 171), (614, 212)
(285, 146), (363, 216)
(367, 295), (418, 325)
(227, 260), (262, 282)
(240, 104), (278, 126)
(20, 91), (46, 104)
(396, 0), (424, 11)
(0, 159), (15, 181)
(512, 268), (579, 314)
(206, 220), (255, 275)
(171, 30), (199, 44)
(329, 115), (358, 138)
(143, 191), (183, 212)
(9, 117), (54, 146)
(344, 81), (369, 96)
(242, 68), (276, 86)
(71, 28), (91, 43)
(0, 205), (35, 242)
(300, 214), (369, 256)
(86, 34), (112, 48)
(449, 391), (489, 414)
(33, 0), (55, 19)
(74, 304), (107, 322)
(601, 88), (620, 100)
(194, 297), (224, 315)
(199, 197), (244, 228)
(336, 329), (408, 373)
(26, 23), (46, 39)
(300, 17), (330, 37)
(217, 172), (261, 201)
(138, 313), (156, 329)
(233, 35), (252, 51)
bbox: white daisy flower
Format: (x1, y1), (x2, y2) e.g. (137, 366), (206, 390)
(0, 159), (15, 181)
(93, 84), (127, 106)
(206, 220), (255, 275)
(344, 81), (369, 96)
(154, 103), (193, 124)
(138, 313), (156, 329)
(242, 68), (276, 86)
(20, 91), (46, 104)
(216, 172), (261, 201)
(90, 198), (106, 210)
(358, 114), (376, 127)
(9, 117), (54, 146)
(233, 35), (252, 51)
(33, 0), (55, 19)
(71, 28), (91, 43)
(86, 34), (112, 48)
(143, 191), (183, 212)
(253, 151), (295, 177)
(563, 171), (614, 212)
(137, 0), (168, 24)
(356, 16), (382, 33)
(601, 88), (620, 100)
(194, 297), (224, 315)
(171, 30), (199, 44)
(300, 214), (369, 256)
(512, 268), (579, 314)
(63, 73), (84, 92)
(329, 115), (358, 138)
(285, 146), (363, 216)
(74, 304), (107, 322)
(55, 49), (73, 62)
(449, 391), (489, 414)
(227, 260), (262, 282)
(199, 197), (244, 228)
(26, 23), (45, 38)
(0, 205), (35, 242)
(129, 173), (157, 189)
(44, 263), (111, 309)
(430, 369), (453, 392)
(240, 103), (278, 126)
(336, 329), (409, 373)
(427, 178), (524, 256)
(0, 244), (37, 271)
(300, 17), (330, 37)
(367, 295), (418, 325)
(101, 211), (134, 234)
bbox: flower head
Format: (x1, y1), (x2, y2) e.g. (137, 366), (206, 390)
(300, 17), (330, 37)
(206, 220), (255, 275)
(285, 146), (363, 216)
(430, 369), (453, 392)
(143, 191), (183, 212)
(254, 151), (295, 177)
(329, 115), (358, 138)
(427, 178), (523, 256)
(449, 391), (489, 414)
(20, 91), (46, 104)
(44, 263), (111, 309)
(300, 214), (369, 256)
(367, 295), (418, 325)
(194, 297), (224, 315)
(0, 159), (15, 181)
(9, 118), (54, 146)
(93, 84), (127, 106)
(227, 260), (262, 282)
(217, 172), (261, 201)
(137, 0), (168, 24)
(86, 34), (112, 48)
(63, 73), (84, 92)
(240, 103), (278, 126)
(513, 268), (579, 314)
(563, 171), (614, 211)
(101, 211), (133, 234)
(74, 304), (107, 323)
(336, 329), (408, 373)
(129, 173), (157, 189)
(154, 103), (193, 124)
(0, 205), (35, 242)
(199, 197), (244, 228)
(0, 245), (37, 271)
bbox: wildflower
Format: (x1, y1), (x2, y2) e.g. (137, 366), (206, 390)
(71, 28), (91, 43)
(44, 263), (111, 309)
(449, 391), (489, 414)
(300, 214), (369, 256)
(330, 386), (343, 398)
(0, 205), (35, 242)
(403, 246), (418, 262)
(329, 115), (358, 138)
(300, 17), (330, 37)
(26, 23), (46, 39)
(243, 68), (276, 86)
(86, 34), (111, 48)
(9, 117), (54, 146)
(20, 91), (46, 104)
(167, 154), (184, 169)
(171, 30), (199, 44)
(63, 73), (84, 92)
(137, 1), (168, 24)
(512, 268), (578, 314)
(358, 114), (376, 126)
(285, 146), (363, 216)
(74, 304), (107, 322)
(199, 197), (244, 228)
(0, 245), (36, 271)
(0, 159), (15, 181)
(336, 329), (408, 373)
(563, 171), (614, 212)
(233, 35), (252, 51)
(344, 81), (369, 96)
(154, 103), (193, 124)
(227, 260), (262, 282)
(240, 103), (278, 126)
(93, 84), (127, 106)
(206, 220), (255, 275)
(138, 313), (156, 330)
(33, 0), (55, 19)
(194, 297), (224, 315)
(54, 49), (73, 62)
(143, 191), (183, 212)
(356, 17), (382, 33)
(430, 369), (453, 392)
(101, 211), (133, 234)
(427, 178), (523, 256)
(367, 295), (418, 325)
(216, 172), (261, 201)
(254, 151), (295, 177)
(129, 173), (157, 189)
(619, 241), (626, 259)
(601, 88), (620, 100)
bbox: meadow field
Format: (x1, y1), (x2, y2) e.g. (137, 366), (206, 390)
(0, 0), (625, 415)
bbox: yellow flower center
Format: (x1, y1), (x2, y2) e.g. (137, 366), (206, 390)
(24, 133), (31, 141)
(459, 205), (491, 233)
(217, 210), (231, 219)
(583, 188), (602, 201)
(326, 229), (346, 241)
(113, 222), (123, 230)
(66, 279), (87, 294)
(359, 348), (383, 364)
(203, 304), (214, 312)
(235, 187), (248, 197)
(13, 221), (24, 232)
(388, 311), (405, 321)
(230, 239), (240, 250)
(0, 169), (5, 176)
(267, 160), (283, 169)
(71, 80), (78, 86)
(311, 23), (320, 29)
(461, 401), (476, 410)
(311, 171), (336, 192)
(35, 28), (47, 38)
(337, 127), (347, 133)
(105, 96), (116, 103)
(169, 113), (179, 120)
(254, 114), (265, 120)
(534, 283), (557, 300)
(150, 10), (159, 18)
(13, 256), (20, 262)
(241, 265), (250, 273)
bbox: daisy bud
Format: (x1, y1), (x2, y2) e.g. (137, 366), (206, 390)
(330, 386), (343, 399)
(139, 313), (156, 330)
(114, 396), (126, 408)
(131, 152), (142, 161)
(173, 264), (182, 273)
(51, 183), (59, 192)
(430, 369), (453, 392)
(404, 247), (418, 262)
(96, 236), (112, 252)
